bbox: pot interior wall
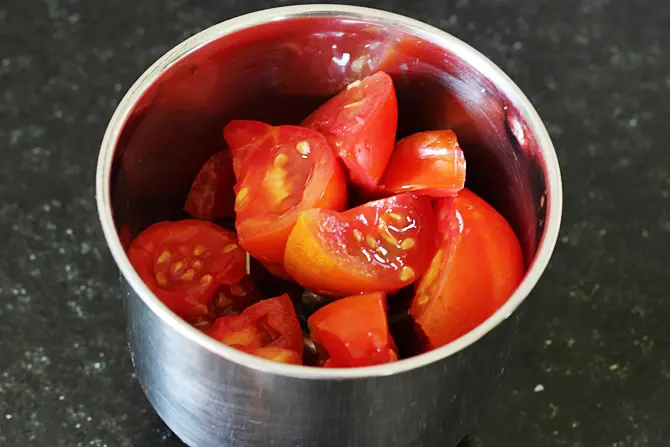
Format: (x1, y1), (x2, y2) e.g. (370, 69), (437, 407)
(109, 16), (548, 268)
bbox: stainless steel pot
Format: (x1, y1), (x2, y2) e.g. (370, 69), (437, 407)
(96, 5), (562, 447)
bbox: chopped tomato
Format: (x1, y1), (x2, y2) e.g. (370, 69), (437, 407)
(204, 294), (304, 357)
(184, 150), (236, 219)
(128, 220), (246, 319)
(302, 71), (398, 191)
(211, 274), (264, 316)
(380, 130), (466, 197)
(226, 123), (348, 265)
(410, 189), (525, 349)
(308, 292), (397, 367)
(284, 193), (438, 296)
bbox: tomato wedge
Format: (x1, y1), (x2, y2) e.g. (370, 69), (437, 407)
(225, 122), (348, 265)
(128, 220), (246, 319)
(284, 193), (438, 296)
(184, 150), (236, 220)
(379, 130), (466, 197)
(204, 294), (304, 359)
(410, 189), (525, 349)
(302, 71), (398, 191)
(308, 292), (397, 367)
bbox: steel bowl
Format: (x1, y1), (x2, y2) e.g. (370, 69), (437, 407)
(96, 4), (562, 447)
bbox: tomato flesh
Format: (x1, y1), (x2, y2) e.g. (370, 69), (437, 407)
(128, 220), (246, 319)
(308, 292), (397, 367)
(410, 189), (525, 349)
(184, 150), (236, 219)
(302, 71), (398, 191)
(210, 274), (264, 317)
(205, 294), (304, 361)
(225, 122), (348, 265)
(284, 193), (438, 296)
(380, 130), (466, 197)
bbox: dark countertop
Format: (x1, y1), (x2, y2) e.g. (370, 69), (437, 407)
(1, 0), (668, 446)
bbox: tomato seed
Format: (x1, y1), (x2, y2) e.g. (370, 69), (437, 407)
(230, 284), (248, 297)
(223, 244), (238, 253)
(156, 250), (171, 264)
(274, 153), (288, 167)
(192, 260), (204, 270)
(296, 140), (311, 156)
(156, 272), (168, 287)
(352, 229), (363, 242)
(400, 238), (416, 250)
(399, 266), (415, 282)
(366, 235), (378, 249)
(181, 268), (196, 281)
(235, 188), (249, 208)
(416, 294), (430, 306)
(170, 261), (184, 274)
(386, 212), (405, 224)
(200, 274), (212, 286)
(344, 99), (365, 109)
(193, 245), (205, 256)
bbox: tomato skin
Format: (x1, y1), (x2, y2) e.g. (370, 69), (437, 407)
(223, 120), (274, 177)
(284, 193), (438, 296)
(302, 71), (398, 191)
(380, 130), (466, 197)
(410, 189), (525, 349)
(205, 294), (304, 357)
(184, 150), (236, 219)
(228, 123), (348, 265)
(308, 292), (397, 367)
(128, 220), (246, 319)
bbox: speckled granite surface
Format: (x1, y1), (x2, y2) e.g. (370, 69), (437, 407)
(1, 0), (668, 446)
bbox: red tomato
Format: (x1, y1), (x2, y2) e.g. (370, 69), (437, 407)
(128, 220), (246, 319)
(284, 193), (438, 296)
(204, 294), (304, 357)
(379, 130), (466, 197)
(308, 292), (397, 367)
(184, 150), (236, 220)
(302, 71), (398, 191)
(225, 122), (348, 265)
(210, 275), (264, 317)
(410, 189), (525, 349)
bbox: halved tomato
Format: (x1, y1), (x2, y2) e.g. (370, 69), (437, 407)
(284, 193), (438, 296)
(379, 130), (466, 197)
(204, 293), (304, 358)
(308, 292), (397, 368)
(410, 189), (525, 349)
(128, 220), (246, 319)
(302, 71), (398, 191)
(184, 150), (236, 220)
(225, 122), (348, 265)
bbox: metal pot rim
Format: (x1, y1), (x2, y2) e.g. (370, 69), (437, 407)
(96, 3), (563, 380)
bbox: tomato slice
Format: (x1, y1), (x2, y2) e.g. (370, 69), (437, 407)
(226, 122), (348, 265)
(204, 294), (304, 357)
(308, 292), (397, 367)
(410, 189), (525, 349)
(284, 193), (438, 296)
(128, 220), (246, 319)
(302, 71), (398, 191)
(379, 130), (466, 197)
(184, 150), (236, 220)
